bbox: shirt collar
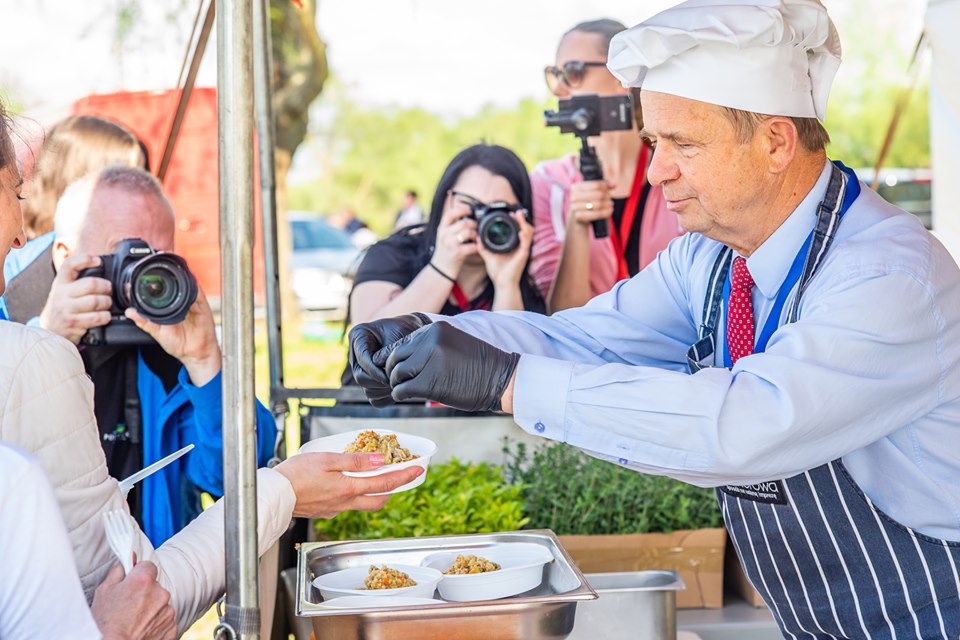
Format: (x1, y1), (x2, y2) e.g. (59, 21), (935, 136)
(743, 159), (833, 299)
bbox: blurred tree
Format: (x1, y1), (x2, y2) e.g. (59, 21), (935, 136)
(268, 0), (328, 324)
(114, 0), (328, 323)
(824, 1), (930, 168)
(289, 92), (579, 235)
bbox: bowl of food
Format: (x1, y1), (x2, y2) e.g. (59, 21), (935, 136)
(422, 543), (555, 602)
(313, 564), (443, 601)
(318, 595), (444, 609)
(299, 429), (437, 494)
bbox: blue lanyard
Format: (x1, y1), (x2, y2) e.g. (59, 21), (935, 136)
(722, 162), (861, 367)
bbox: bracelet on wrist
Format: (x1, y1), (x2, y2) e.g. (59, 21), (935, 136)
(428, 261), (456, 283)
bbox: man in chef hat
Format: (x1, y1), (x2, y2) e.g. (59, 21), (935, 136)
(349, 3), (960, 637)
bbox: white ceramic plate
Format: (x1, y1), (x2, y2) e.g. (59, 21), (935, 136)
(422, 542), (555, 602)
(312, 564), (443, 601)
(318, 595), (444, 609)
(299, 430), (437, 495)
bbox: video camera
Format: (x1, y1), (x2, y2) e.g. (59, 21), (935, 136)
(544, 94), (634, 238)
(77, 238), (199, 347)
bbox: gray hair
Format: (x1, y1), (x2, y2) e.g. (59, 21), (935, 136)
(53, 165), (173, 240)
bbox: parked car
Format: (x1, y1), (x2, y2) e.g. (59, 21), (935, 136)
(854, 167), (932, 229)
(289, 211), (364, 318)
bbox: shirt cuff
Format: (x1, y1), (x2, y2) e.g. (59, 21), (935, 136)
(179, 366), (223, 411)
(512, 354), (573, 442)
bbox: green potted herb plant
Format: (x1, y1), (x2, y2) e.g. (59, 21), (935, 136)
(503, 440), (727, 609)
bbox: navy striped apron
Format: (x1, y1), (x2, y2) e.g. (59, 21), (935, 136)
(686, 163), (960, 639)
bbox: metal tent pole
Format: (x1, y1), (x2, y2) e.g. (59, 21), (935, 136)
(253, 0), (287, 427)
(215, 0), (260, 637)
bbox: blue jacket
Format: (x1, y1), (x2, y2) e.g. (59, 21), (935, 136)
(138, 356), (277, 546)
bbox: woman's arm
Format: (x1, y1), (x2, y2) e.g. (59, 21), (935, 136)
(548, 180), (615, 312)
(350, 269), (452, 324)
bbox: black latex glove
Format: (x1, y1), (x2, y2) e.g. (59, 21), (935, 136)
(348, 312), (432, 406)
(384, 322), (520, 412)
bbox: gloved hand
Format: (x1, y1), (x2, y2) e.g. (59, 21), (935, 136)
(385, 322), (520, 412)
(348, 312), (432, 406)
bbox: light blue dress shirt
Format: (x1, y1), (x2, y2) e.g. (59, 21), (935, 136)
(443, 160), (960, 541)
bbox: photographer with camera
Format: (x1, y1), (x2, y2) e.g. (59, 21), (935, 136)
(4, 165), (277, 546)
(348, 144), (545, 329)
(532, 19), (681, 312)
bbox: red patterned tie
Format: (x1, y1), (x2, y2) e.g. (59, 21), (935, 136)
(726, 256), (755, 365)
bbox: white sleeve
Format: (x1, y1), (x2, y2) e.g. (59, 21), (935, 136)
(0, 449), (102, 640)
(151, 467), (297, 631)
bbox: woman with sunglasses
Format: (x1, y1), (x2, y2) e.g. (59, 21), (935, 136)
(532, 19), (682, 312)
(348, 144), (545, 329)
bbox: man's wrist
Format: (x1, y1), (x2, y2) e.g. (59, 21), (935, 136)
(181, 351), (221, 387)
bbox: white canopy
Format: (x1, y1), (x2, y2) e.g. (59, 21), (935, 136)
(926, 0), (960, 263)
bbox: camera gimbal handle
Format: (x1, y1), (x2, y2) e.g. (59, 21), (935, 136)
(578, 137), (610, 239)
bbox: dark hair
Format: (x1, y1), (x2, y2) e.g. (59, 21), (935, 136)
(416, 144), (543, 310)
(405, 189), (417, 199)
(564, 18), (627, 56)
(420, 144), (532, 257)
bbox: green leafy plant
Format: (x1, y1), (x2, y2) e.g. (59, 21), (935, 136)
(314, 458), (528, 541)
(503, 440), (722, 535)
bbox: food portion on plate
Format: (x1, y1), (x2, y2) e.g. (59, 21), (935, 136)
(362, 565), (418, 590)
(422, 543), (556, 602)
(312, 564), (443, 600)
(300, 429), (438, 495)
(342, 430), (419, 465)
(442, 554), (501, 575)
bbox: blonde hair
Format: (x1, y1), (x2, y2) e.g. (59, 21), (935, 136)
(23, 115), (145, 239)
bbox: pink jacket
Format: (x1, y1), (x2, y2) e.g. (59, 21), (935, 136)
(529, 154), (682, 299)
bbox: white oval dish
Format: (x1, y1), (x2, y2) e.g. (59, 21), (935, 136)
(318, 595), (443, 609)
(299, 430), (437, 495)
(422, 542), (555, 602)
(312, 564), (443, 600)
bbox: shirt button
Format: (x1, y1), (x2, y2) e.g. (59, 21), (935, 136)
(534, 421), (546, 433)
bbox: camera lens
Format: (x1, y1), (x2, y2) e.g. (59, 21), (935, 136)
(119, 253), (198, 325)
(135, 267), (179, 311)
(478, 209), (520, 254)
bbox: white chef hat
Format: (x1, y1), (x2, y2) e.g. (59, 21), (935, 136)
(607, 0), (841, 120)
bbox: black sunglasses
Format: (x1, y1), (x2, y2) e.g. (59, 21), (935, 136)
(544, 60), (608, 91)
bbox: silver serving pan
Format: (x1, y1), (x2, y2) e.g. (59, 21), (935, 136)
(296, 529), (597, 640)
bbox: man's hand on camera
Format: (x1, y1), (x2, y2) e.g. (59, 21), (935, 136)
(385, 322), (520, 413)
(40, 254), (114, 344)
(348, 313), (432, 406)
(125, 288), (221, 386)
(478, 210), (534, 289)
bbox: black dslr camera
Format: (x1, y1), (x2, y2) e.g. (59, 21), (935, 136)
(467, 200), (525, 254)
(544, 94), (635, 238)
(78, 238), (199, 346)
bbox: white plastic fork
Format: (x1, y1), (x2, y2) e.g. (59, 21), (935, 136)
(102, 509), (135, 575)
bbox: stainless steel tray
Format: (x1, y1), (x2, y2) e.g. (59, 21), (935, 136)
(296, 529), (597, 640)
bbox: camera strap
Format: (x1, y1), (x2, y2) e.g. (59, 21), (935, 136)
(608, 145), (650, 281)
